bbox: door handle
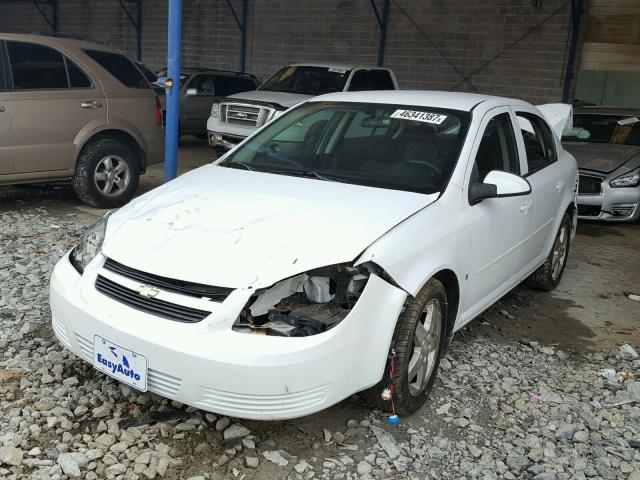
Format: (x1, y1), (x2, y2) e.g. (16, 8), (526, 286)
(0, 105), (5, 112)
(520, 200), (533, 213)
(81, 101), (103, 109)
(555, 180), (565, 192)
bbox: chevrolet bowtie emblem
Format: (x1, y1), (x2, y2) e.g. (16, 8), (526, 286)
(136, 285), (160, 299)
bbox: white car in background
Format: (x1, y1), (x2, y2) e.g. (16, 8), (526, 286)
(50, 91), (577, 420)
(206, 63), (398, 151)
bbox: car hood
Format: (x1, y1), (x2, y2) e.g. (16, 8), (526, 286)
(225, 90), (311, 109)
(563, 142), (640, 173)
(102, 165), (436, 289)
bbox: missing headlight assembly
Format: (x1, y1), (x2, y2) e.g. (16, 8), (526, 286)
(233, 263), (380, 337)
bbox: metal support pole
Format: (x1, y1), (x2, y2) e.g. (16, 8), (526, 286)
(562, 0), (583, 103)
(240, 0), (248, 73)
(164, 0), (182, 182)
(377, 0), (390, 67)
(136, 0), (142, 60)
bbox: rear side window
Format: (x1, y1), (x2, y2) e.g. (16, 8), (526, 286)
(516, 112), (557, 174)
(85, 49), (147, 88)
(368, 70), (395, 90)
(66, 58), (92, 88)
(215, 76), (257, 96)
(348, 70), (395, 91)
(7, 41), (68, 89)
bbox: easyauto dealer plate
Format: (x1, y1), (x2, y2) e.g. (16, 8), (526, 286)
(93, 335), (148, 391)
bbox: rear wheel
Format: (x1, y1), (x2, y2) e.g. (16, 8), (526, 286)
(525, 212), (571, 291)
(362, 278), (447, 414)
(72, 138), (140, 208)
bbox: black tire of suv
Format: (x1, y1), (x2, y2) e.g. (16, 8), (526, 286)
(524, 212), (571, 291)
(72, 138), (140, 209)
(361, 278), (447, 415)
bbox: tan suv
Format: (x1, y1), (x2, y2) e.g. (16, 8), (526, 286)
(0, 34), (163, 208)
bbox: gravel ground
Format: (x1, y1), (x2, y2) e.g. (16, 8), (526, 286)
(1, 189), (640, 480)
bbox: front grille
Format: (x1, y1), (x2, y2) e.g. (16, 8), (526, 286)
(578, 174), (603, 195)
(577, 204), (601, 217)
(95, 275), (210, 323)
(103, 258), (232, 301)
(221, 102), (273, 127)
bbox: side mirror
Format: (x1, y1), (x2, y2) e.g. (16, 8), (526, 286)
(469, 170), (531, 205)
(185, 88), (198, 96)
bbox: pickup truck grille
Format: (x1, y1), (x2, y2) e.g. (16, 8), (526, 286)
(578, 174), (603, 195)
(221, 102), (274, 128)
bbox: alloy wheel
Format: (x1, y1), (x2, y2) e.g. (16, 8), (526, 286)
(94, 155), (131, 197)
(551, 224), (568, 280)
(408, 299), (442, 396)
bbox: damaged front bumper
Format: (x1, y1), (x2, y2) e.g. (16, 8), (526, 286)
(49, 253), (407, 420)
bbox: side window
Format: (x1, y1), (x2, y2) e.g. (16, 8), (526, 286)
(65, 58), (92, 88)
(516, 112), (557, 173)
(347, 70), (369, 91)
(215, 76), (256, 96)
(368, 70), (395, 90)
(188, 75), (215, 96)
(474, 112), (520, 181)
(84, 49), (147, 88)
(7, 41), (68, 89)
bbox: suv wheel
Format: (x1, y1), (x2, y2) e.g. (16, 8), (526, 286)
(73, 138), (140, 208)
(525, 212), (571, 291)
(362, 278), (447, 414)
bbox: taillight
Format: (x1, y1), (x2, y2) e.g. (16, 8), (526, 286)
(155, 97), (162, 126)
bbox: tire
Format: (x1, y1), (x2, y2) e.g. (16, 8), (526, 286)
(362, 278), (448, 415)
(72, 138), (140, 209)
(525, 212), (571, 291)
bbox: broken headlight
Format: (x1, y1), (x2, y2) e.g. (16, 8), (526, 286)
(610, 167), (640, 188)
(69, 212), (110, 274)
(233, 263), (375, 337)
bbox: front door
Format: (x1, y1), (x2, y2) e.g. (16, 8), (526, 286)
(182, 74), (219, 134)
(6, 40), (106, 174)
(463, 107), (534, 315)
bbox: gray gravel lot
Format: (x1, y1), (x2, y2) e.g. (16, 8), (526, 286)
(1, 141), (640, 479)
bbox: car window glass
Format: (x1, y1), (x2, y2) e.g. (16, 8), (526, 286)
(348, 70), (369, 91)
(84, 49), (147, 88)
(344, 111), (389, 139)
(474, 112), (519, 181)
(215, 75), (256, 96)
(562, 114), (640, 146)
(368, 70), (395, 90)
(66, 58), (92, 88)
(516, 112), (556, 173)
(272, 109), (335, 144)
(190, 75), (215, 95)
(259, 66), (349, 95)
(7, 41), (67, 89)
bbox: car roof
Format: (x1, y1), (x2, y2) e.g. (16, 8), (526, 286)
(286, 63), (390, 71)
(0, 32), (120, 53)
(574, 106), (640, 117)
(310, 90), (530, 112)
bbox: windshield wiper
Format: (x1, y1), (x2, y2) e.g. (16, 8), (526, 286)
(267, 169), (348, 183)
(221, 161), (260, 172)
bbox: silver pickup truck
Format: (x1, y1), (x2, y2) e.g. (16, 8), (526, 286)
(206, 63), (398, 151)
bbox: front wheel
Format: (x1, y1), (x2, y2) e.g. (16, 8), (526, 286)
(362, 278), (447, 414)
(525, 212), (571, 291)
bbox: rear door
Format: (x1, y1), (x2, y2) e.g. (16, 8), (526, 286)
(513, 108), (562, 260)
(0, 41), (13, 175)
(6, 40), (106, 174)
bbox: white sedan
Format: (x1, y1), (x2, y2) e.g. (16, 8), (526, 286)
(50, 91), (577, 420)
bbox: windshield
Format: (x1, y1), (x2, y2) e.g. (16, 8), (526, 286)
(562, 114), (640, 146)
(220, 101), (471, 195)
(259, 66), (350, 96)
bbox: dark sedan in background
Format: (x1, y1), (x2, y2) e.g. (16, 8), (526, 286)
(563, 107), (640, 222)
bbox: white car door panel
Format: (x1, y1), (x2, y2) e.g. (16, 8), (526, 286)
(462, 107), (534, 317)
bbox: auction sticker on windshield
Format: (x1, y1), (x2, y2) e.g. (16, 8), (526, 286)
(391, 110), (448, 124)
(93, 336), (148, 391)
